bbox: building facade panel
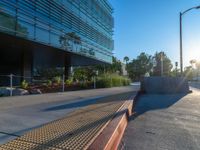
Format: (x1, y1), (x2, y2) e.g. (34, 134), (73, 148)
(0, 0), (114, 63)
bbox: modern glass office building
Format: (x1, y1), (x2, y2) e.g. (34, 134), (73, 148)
(0, 0), (114, 81)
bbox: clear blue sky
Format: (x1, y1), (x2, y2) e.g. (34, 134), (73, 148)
(109, 0), (200, 68)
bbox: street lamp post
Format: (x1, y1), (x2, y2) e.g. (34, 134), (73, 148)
(180, 5), (200, 74)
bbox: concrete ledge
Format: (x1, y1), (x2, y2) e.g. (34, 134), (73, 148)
(88, 95), (136, 150)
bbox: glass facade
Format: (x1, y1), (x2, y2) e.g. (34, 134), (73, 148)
(0, 0), (114, 63)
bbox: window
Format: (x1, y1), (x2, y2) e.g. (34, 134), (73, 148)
(50, 31), (61, 47)
(0, 12), (15, 32)
(17, 20), (34, 38)
(36, 26), (49, 43)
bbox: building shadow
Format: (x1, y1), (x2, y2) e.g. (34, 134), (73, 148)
(43, 97), (100, 111)
(130, 93), (188, 120)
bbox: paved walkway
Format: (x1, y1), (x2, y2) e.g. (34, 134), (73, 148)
(0, 92), (136, 149)
(121, 88), (200, 150)
(0, 85), (139, 145)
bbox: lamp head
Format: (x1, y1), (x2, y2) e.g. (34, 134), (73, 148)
(195, 6), (200, 9)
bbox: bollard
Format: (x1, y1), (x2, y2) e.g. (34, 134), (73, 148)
(9, 74), (13, 96)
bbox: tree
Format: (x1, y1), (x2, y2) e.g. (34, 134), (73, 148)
(73, 67), (96, 81)
(183, 66), (193, 80)
(126, 52), (153, 81)
(170, 68), (181, 77)
(123, 56), (129, 65)
(190, 59), (196, 67)
(194, 61), (200, 80)
(153, 51), (173, 76)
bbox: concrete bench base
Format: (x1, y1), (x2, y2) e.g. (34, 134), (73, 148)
(141, 77), (190, 94)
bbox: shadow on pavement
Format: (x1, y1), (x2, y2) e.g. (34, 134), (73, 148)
(43, 92), (134, 112)
(130, 93), (188, 120)
(43, 97), (100, 111)
(20, 110), (127, 150)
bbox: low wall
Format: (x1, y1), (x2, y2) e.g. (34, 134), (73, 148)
(141, 77), (190, 94)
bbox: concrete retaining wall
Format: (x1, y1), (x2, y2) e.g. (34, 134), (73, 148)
(141, 77), (190, 94)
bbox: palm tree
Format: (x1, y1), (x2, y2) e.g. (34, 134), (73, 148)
(123, 56), (129, 65)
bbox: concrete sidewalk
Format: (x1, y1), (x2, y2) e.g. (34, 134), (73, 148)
(0, 85), (139, 144)
(0, 92), (136, 149)
(121, 88), (200, 150)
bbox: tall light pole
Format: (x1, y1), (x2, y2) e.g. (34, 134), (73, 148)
(180, 5), (200, 75)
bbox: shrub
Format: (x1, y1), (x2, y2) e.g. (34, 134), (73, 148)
(65, 78), (73, 87)
(96, 76), (111, 88)
(96, 74), (130, 88)
(21, 80), (29, 89)
(79, 81), (88, 88)
(53, 76), (61, 85)
(47, 80), (52, 86)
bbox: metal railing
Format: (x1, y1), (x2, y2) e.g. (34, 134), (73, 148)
(0, 74), (99, 97)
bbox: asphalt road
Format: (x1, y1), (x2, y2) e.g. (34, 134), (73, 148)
(0, 85), (139, 144)
(121, 87), (200, 150)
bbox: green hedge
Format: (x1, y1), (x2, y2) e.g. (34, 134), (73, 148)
(96, 74), (131, 88)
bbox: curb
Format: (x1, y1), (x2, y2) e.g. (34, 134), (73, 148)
(88, 94), (139, 150)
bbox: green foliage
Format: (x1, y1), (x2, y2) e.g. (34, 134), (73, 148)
(184, 59), (200, 80)
(123, 56), (129, 64)
(170, 68), (181, 77)
(53, 76), (61, 85)
(183, 66), (193, 80)
(95, 57), (122, 75)
(153, 51), (173, 76)
(96, 76), (112, 88)
(79, 81), (91, 88)
(65, 78), (73, 86)
(73, 67), (96, 81)
(126, 51), (173, 81)
(96, 74), (130, 88)
(34, 68), (64, 79)
(47, 80), (52, 87)
(127, 52), (153, 81)
(21, 80), (29, 89)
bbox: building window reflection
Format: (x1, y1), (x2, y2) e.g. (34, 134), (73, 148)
(0, 0), (114, 63)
